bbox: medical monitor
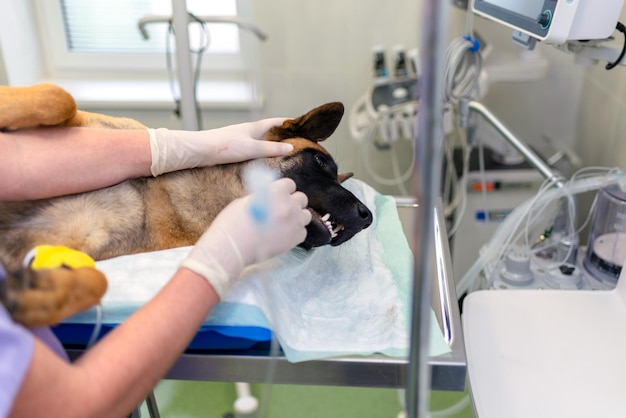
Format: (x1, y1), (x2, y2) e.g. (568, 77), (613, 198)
(472, 0), (625, 45)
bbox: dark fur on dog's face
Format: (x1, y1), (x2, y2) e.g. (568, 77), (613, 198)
(263, 102), (373, 248)
(283, 147), (373, 248)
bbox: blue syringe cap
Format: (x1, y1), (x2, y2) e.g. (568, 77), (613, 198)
(243, 162), (279, 228)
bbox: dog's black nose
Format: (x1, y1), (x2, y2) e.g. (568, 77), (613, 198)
(358, 202), (373, 228)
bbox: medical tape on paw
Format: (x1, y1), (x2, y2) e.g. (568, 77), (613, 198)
(179, 256), (230, 299)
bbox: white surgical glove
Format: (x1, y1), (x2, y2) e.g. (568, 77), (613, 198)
(179, 178), (312, 299)
(148, 118), (292, 176)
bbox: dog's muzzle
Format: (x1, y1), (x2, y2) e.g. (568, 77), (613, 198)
(302, 202), (372, 249)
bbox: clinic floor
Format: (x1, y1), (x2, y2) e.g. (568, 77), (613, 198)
(139, 380), (474, 417)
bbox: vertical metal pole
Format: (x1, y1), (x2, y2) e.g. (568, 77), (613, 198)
(172, 0), (200, 131)
(145, 391), (161, 418)
(405, 1), (449, 417)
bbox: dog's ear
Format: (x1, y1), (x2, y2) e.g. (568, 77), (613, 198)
(263, 102), (344, 143)
(338, 172), (353, 183)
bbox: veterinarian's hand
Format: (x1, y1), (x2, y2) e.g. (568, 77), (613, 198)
(180, 178), (311, 298)
(148, 118), (292, 176)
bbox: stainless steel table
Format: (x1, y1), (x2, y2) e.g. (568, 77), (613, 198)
(67, 199), (466, 391)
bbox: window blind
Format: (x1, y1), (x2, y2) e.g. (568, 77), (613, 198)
(60, 0), (239, 54)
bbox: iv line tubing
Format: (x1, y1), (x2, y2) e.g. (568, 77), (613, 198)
(406, 1), (449, 417)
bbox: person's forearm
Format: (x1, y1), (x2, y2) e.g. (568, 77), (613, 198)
(0, 127), (152, 200)
(75, 268), (218, 417)
(11, 269), (220, 418)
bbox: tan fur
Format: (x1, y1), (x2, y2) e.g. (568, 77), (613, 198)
(0, 109), (339, 274)
(61, 109), (148, 130)
(0, 84), (366, 327)
(9, 267), (108, 326)
(0, 84), (77, 130)
(0, 165), (253, 272)
(0, 84), (248, 273)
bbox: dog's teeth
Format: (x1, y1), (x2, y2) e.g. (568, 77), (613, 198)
(332, 225), (342, 233)
(331, 232), (338, 238)
(322, 213), (331, 221)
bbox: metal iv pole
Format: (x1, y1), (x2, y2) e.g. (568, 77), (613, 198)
(171, 0), (199, 131)
(405, 0), (449, 417)
(138, 0), (267, 130)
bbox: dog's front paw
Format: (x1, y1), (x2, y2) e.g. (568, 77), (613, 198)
(1, 245), (108, 327)
(6, 267), (108, 327)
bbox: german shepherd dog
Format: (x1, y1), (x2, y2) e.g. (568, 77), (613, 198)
(0, 84), (373, 326)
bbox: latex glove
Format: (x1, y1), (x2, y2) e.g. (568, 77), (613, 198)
(179, 178), (312, 299)
(148, 118), (292, 176)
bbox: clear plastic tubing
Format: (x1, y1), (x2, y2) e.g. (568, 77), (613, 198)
(456, 171), (625, 297)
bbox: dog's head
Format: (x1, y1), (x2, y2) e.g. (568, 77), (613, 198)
(263, 102), (373, 248)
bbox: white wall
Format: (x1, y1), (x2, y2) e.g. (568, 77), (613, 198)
(253, 0), (457, 193)
(0, 0), (45, 84)
(2, 0), (463, 195)
(575, 6), (626, 170)
(471, 17), (586, 154)
(5, 1), (614, 194)
(471, 8), (626, 175)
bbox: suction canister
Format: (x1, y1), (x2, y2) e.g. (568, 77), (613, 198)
(584, 186), (626, 284)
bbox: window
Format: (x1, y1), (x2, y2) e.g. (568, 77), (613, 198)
(35, 0), (254, 75)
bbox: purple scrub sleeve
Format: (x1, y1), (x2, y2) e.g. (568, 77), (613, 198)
(0, 305), (69, 418)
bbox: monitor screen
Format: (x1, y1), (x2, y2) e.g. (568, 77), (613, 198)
(473, 0), (554, 38)
(482, 0), (544, 20)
